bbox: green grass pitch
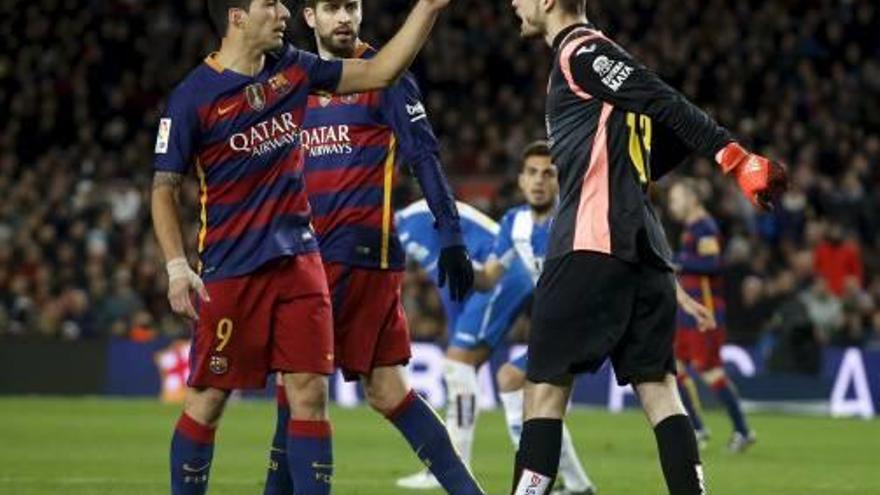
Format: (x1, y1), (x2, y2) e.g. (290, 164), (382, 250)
(0, 398), (877, 494)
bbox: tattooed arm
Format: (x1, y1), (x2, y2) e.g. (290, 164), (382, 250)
(152, 171), (187, 262)
(152, 171), (208, 319)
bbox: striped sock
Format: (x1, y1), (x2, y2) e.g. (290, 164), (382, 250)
(170, 413), (215, 495)
(263, 385), (293, 494)
(712, 377), (749, 435)
(286, 419), (333, 495)
(388, 390), (484, 495)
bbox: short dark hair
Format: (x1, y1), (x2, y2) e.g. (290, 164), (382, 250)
(558, 0), (586, 15)
(522, 140), (551, 161)
(206, 0), (251, 36)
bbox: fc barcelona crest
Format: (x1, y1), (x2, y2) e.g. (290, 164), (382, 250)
(245, 83), (267, 111)
(317, 92), (332, 107)
(268, 73), (292, 96)
(341, 93), (360, 104)
(209, 355), (228, 375)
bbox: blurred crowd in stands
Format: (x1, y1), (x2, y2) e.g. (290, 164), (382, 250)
(1, 0), (879, 374)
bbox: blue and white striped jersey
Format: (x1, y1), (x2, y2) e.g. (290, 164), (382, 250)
(491, 204), (552, 284)
(396, 199), (498, 279)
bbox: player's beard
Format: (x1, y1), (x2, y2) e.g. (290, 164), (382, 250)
(318, 28), (358, 58)
(530, 197), (556, 215)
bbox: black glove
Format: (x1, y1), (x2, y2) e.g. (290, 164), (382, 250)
(437, 245), (474, 302)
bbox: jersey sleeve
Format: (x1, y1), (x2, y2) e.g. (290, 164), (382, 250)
(675, 223), (723, 275)
(560, 34), (733, 159)
(489, 211), (517, 268)
(153, 87), (199, 174)
(382, 73), (463, 248)
(290, 47), (343, 93)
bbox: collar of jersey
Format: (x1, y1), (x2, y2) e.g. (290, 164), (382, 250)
(552, 22), (595, 52)
(204, 52), (225, 73)
(203, 52), (274, 81)
(353, 41), (373, 59)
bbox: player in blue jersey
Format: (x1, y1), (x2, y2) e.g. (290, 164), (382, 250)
(261, 1), (480, 494)
(397, 198), (536, 353)
(668, 179), (754, 452)
(397, 142), (595, 495)
(396, 199), (533, 487)
(397, 197), (519, 324)
(152, 1), (460, 494)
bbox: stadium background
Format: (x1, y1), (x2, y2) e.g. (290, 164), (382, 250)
(1, 0), (879, 493)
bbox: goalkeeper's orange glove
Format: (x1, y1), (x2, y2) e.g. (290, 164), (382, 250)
(717, 142), (788, 210)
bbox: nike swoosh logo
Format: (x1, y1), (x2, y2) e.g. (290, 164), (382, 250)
(576, 44), (597, 56)
(217, 103), (236, 116)
(312, 462), (334, 470)
(182, 462), (211, 473)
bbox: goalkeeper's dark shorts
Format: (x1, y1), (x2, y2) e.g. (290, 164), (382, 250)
(526, 251), (677, 386)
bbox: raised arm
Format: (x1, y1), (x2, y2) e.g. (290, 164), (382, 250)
(561, 33), (733, 158)
(335, 0), (449, 94)
(562, 32), (787, 208)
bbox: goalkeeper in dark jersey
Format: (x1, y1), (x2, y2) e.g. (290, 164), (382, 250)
(507, 1), (787, 494)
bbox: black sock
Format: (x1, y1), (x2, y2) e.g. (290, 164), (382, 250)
(510, 419), (562, 495)
(654, 414), (705, 495)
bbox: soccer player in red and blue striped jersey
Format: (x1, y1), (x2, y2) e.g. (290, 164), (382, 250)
(151, 1), (458, 494)
(263, 2), (481, 494)
(668, 179), (755, 453)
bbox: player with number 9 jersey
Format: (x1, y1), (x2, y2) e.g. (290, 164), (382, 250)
(152, 2), (461, 494)
(154, 45), (343, 389)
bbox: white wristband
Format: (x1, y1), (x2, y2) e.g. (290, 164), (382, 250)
(166, 257), (192, 281)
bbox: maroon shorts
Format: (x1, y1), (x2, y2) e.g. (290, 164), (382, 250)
(188, 252), (334, 390)
(674, 328), (726, 372)
(323, 262), (411, 381)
